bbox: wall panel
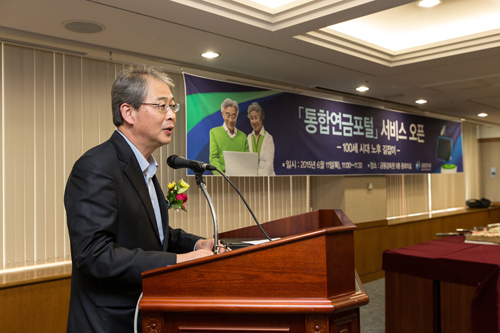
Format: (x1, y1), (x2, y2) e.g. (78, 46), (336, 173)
(479, 139), (500, 201)
(431, 173), (465, 211)
(387, 174), (429, 218)
(54, 52), (70, 262)
(0, 43), (3, 269)
(64, 55), (84, 166)
(0, 277), (71, 331)
(34, 49), (55, 265)
(82, 58), (104, 150)
(4, 45), (36, 269)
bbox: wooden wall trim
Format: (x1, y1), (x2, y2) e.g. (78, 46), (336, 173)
(387, 206), (499, 226)
(355, 206), (500, 229)
(0, 262), (71, 290)
(478, 138), (500, 143)
(355, 219), (387, 230)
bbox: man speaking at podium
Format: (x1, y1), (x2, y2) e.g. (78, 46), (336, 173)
(64, 65), (227, 332)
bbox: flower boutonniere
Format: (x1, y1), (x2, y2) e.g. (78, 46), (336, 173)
(166, 179), (189, 212)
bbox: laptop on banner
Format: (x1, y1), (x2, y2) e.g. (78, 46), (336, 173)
(223, 151), (258, 176)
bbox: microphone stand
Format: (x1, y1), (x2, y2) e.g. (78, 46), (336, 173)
(194, 170), (220, 254)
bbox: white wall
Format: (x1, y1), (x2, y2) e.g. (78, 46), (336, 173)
(478, 125), (500, 138)
(310, 176), (387, 223)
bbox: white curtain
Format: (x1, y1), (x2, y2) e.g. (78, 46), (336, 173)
(387, 174), (429, 218)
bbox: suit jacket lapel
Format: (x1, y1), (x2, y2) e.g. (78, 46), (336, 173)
(111, 132), (163, 246)
(152, 175), (169, 251)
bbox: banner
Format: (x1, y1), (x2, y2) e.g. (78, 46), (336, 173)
(185, 73), (463, 176)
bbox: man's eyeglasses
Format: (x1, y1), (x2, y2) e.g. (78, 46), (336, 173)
(141, 102), (180, 113)
(224, 113), (237, 120)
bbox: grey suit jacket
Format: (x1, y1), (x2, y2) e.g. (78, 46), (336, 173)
(65, 131), (201, 332)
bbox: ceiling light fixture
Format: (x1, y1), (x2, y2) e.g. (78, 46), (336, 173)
(62, 20), (105, 33)
(418, 0), (441, 8)
(356, 86), (369, 92)
(478, 113), (488, 117)
(415, 99), (427, 104)
(201, 51), (219, 59)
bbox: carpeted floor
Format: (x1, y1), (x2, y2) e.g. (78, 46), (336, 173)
(360, 278), (385, 333)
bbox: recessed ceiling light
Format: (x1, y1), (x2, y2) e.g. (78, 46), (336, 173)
(62, 20), (105, 33)
(356, 86), (369, 92)
(415, 99), (427, 104)
(478, 113), (488, 117)
(201, 51), (219, 59)
(418, 0), (441, 8)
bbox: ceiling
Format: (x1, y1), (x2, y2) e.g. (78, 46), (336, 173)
(1, 0), (500, 125)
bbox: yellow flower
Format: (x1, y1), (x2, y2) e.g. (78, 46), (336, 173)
(179, 179), (189, 189)
(168, 181), (176, 190)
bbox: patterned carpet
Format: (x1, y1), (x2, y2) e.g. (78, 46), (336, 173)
(360, 278), (385, 333)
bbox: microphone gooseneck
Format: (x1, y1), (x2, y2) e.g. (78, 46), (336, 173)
(166, 155), (220, 254)
(214, 167), (272, 241)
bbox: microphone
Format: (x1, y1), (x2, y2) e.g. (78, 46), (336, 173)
(166, 155), (217, 173)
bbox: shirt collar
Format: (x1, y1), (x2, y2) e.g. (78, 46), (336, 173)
(223, 122), (238, 138)
(116, 130), (158, 177)
(253, 126), (266, 137)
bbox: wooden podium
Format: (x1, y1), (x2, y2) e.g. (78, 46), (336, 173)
(140, 209), (368, 333)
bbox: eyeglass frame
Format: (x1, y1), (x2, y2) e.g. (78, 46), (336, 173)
(141, 102), (180, 113)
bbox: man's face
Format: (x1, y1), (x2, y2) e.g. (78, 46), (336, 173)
(222, 106), (237, 133)
(133, 78), (176, 155)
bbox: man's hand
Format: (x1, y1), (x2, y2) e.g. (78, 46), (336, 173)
(176, 238), (231, 264)
(176, 249), (213, 263)
(196, 238), (231, 253)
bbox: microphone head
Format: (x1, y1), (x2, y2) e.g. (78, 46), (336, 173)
(166, 155), (180, 169)
(166, 154), (217, 172)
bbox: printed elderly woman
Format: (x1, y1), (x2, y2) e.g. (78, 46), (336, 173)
(247, 102), (275, 176)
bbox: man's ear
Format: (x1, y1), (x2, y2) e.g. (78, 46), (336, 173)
(120, 103), (135, 125)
